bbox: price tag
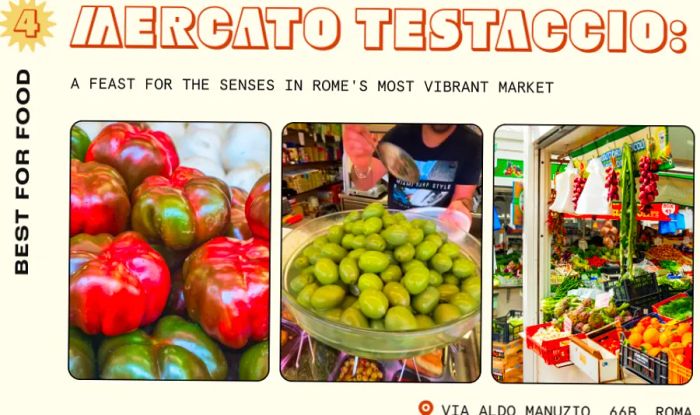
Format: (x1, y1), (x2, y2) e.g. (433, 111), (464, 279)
(595, 291), (613, 309)
(564, 316), (572, 333)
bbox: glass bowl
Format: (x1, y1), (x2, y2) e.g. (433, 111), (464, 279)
(282, 209), (481, 360)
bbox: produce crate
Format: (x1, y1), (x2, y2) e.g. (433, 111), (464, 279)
(607, 272), (659, 305)
(591, 326), (622, 354)
(668, 348), (692, 385)
(652, 293), (692, 322)
(525, 323), (585, 366)
(619, 314), (669, 384)
(492, 338), (523, 359)
(492, 310), (523, 343)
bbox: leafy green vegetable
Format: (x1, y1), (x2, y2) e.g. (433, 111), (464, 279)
(658, 296), (693, 321)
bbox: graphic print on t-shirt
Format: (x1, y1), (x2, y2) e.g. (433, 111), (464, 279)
(391, 160), (458, 209)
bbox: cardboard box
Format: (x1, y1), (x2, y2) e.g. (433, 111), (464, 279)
(569, 337), (619, 383)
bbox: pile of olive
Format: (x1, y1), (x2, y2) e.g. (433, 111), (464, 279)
(288, 203), (480, 331)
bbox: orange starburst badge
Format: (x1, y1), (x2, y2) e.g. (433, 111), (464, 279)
(1, 0), (55, 51)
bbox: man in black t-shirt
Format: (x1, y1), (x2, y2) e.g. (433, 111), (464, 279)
(344, 124), (482, 218)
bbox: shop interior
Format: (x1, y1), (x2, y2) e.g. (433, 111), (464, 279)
(493, 126), (693, 384)
(280, 123), (483, 382)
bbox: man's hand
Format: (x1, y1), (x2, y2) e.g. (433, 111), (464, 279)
(342, 124), (377, 171)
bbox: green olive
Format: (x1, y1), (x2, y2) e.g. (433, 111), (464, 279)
(444, 274), (459, 286)
(313, 258), (339, 285)
(380, 264), (403, 283)
(293, 255), (310, 270)
(358, 251), (390, 273)
(362, 203), (385, 219)
(382, 214), (397, 228)
(350, 235), (366, 250)
(422, 220), (437, 235)
(320, 243), (347, 263)
(341, 307), (369, 328)
(382, 282), (411, 307)
(394, 243), (416, 263)
(415, 240), (439, 262)
(461, 276), (481, 299)
(313, 236), (329, 249)
(343, 221), (354, 233)
(393, 212), (407, 223)
(351, 220), (365, 236)
(347, 248), (366, 260)
(363, 217), (383, 235)
(438, 242), (461, 259)
(384, 250), (398, 265)
(341, 295), (358, 310)
(339, 257), (360, 285)
(327, 225), (345, 244)
(311, 285), (346, 310)
(411, 286), (440, 315)
(403, 267), (430, 295)
(415, 314), (435, 329)
(411, 218), (427, 228)
(425, 233), (444, 248)
(319, 308), (343, 322)
(358, 288), (389, 319)
(437, 283), (460, 301)
(402, 259), (427, 274)
(296, 283), (319, 308)
(433, 303), (462, 324)
(302, 245), (322, 265)
(344, 211), (361, 223)
(370, 319), (385, 330)
(381, 225), (409, 248)
(358, 273), (383, 292)
(407, 227), (424, 245)
(289, 273), (314, 295)
(364, 233), (387, 251)
(449, 292), (478, 315)
(452, 257), (477, 279)
(428, 270), (443, 287)
(341, 234), (355, 249)
(384, 306), (418, 331)
(430, 253), (453, 273)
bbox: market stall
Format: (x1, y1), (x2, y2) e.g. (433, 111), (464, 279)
(281, 124), (483, 382)
(518, 125), (693, 384)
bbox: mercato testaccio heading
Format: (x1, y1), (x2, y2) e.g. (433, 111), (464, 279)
(70, 6), (687, 53)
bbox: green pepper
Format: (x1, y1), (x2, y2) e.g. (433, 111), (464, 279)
(70, 125), (91, 161)
(98, 315), (228, 380)
(238, 341), (269, 381)
(68, 327), (96, 379)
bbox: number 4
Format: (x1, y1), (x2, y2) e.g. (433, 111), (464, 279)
(14, 9), (40, 38)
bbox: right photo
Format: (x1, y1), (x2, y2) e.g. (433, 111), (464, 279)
(493, 125), (694, 384)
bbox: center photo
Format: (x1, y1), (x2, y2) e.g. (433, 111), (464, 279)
(280, 123), (484, 382)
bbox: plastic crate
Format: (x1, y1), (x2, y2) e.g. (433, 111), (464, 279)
(620, 338), (669, 384)
(591, 326), (622, 354)
(652, 293), (692, 322)
(608, 272), (659, 304)
(668, 348), (692, 385)
(525, 323), (585, 366)
(619, 314), (669, 384)
(492, 310), (523, 343)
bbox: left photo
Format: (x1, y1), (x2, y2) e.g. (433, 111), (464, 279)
(69, 121), (271, 380)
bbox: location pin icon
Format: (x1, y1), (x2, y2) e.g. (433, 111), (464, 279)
(418, 400), (434, 415)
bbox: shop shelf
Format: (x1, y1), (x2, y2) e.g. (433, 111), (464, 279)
(525, 323), (585, 366)
(492, 310), (523, 343)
